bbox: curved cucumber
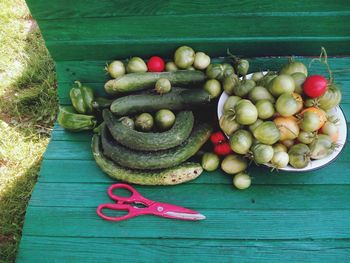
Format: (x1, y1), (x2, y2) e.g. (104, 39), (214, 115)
(101, 122), (212, 170)
(104, 70), (205, 95)
(110, 87), (211, 115)
(92, 135), (203, 185)
(103, 109), (194, 151)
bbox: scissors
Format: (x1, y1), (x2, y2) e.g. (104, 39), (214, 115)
(97, 183), (206, 221)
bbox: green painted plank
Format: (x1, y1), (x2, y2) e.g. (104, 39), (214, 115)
(38, 15), (350, 60)
(51, 129), (92, 141)
(43, 140), (92, 160)
(48, 38), (350, 61)
(22, 206), (350, 239)
(26, 0), (350, 20)
(42, 139), (350, 162)
(17, 236), (350, 263)
(38, 159), (350, 185)
(29, 182), (350, 209)
(43, 16), (350, 42)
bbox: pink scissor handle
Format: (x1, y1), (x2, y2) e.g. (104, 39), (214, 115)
(96, 203), (140, 222)
(107, 183), (152, 205)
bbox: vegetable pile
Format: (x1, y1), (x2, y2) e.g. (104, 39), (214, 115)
(57, 46), (344, 190)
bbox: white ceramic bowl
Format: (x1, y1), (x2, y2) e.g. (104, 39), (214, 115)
(217, 73), (348, 172)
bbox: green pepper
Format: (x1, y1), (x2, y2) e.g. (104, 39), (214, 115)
(57, 106), (97, 132)
(69, 81), (94, 114)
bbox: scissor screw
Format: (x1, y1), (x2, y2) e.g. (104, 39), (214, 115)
(157, 206), (164, 212)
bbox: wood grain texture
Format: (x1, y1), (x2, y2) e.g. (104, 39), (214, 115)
(43, 139), (350, 162)
(29, 182), (350, 209)
(22, 206), (350, 239)
(33, 14), (350, 60)
(16, 236), (350, 263)
(26, 0), (350, 20)
(38, 159), (350, 185)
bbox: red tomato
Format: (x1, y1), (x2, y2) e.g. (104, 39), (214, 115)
(214, 142), (232, 156)
(147, 56), (165, 72)
(303, 75), (327, 98)
(210, 131), (226, 145)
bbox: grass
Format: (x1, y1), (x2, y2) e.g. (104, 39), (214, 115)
(0, 0), (58, 262)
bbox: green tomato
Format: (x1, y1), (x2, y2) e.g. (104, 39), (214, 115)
(222, 74), (239, 95)
(297, 131), (316, 144)
(291, 72), (306, 94)
(236, 59), (249, 76)
(135, 113), (154, 131)
(127, 57), (147, 73)
(273, 143), (288, 153)
(193, 52), (211, 70)
(281, 139), (295, 148)
(299, 111), (320, 132)
(288, 143), (311, 169)
(234, 79), (256, 97)
(258, 73), (277, 87)
(251, 143), (274, 164)
(119, 117), (135, 130)
(249, 119), (263, 133)
(206, 63), (234, 80)
(317, 84), (342, 111)
(165, 61), (178, 72)
(155, 109), (175, 131)
(106, 60), (125, 78)
(221, 154), (248, 174)
(255, 100), (275, 120)
(203, 79), (221, 99)
(251, 72), (265, 82)
(234, 99), (258, 125)
(248, 86), (275, 103)
(155, 78), (171, 94)
(174, 46), (195, 69)
(321, 122), (338, 137)
(219, 115), (241, 136)
(309, 134), (336, 159)
(233, 172), (251, 190)
(229, 129), (253, 154)
(201, 153), (220, 172)
(280, 60), (308, 76)
(275, 93), (302, 117)
(271, 151), (289, 168)
(252, 121), (280, 145)
(223, 96), (241, 114)
(268, 74), (295, 97)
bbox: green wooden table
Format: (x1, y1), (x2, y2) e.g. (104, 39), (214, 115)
(17, 1), (350, 262)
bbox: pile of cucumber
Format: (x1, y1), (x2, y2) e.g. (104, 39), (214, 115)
(89, 47), (220, 185)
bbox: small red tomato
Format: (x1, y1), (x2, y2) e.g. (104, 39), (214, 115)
(214, 143), (232, 156)
(147, 56), (165, 72)
(303, 75), (327, 98)
(210, 131), (226, 145)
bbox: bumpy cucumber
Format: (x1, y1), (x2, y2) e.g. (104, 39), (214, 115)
(101, 122), (212, 170)
(110, 87), (211, 115)
(92, 135), (203, 185)
(103, 109), (194, 151)
(104, 70), (205, 95)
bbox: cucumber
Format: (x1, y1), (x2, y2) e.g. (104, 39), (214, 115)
(103, 109), (194, 151)
(104, 70), (205, 95)
(110, 87), (211, 115)
(101, 122), (212, 170)
(92, 97), (113, 110)
(92, 135), (203, 185)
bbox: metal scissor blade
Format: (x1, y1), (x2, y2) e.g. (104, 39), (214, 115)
(164, 211), (206, 220)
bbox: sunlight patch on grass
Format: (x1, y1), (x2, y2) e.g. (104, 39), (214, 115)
(0, 0), (58, 261)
